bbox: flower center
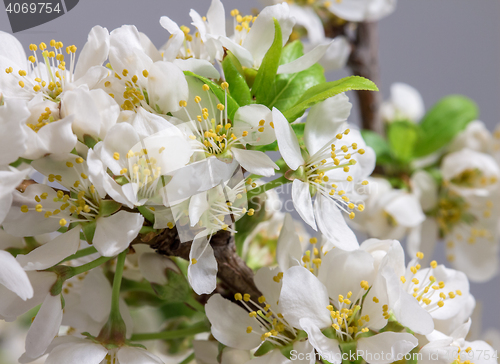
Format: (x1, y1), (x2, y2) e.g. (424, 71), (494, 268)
(5, 40), (77, 100)
(305, 130), (367, 219)
(400, 252), (463, 312)
(236, 291), (297, 346)
(230, 9), (257, 45)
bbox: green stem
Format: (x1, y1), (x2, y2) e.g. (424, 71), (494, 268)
(111, 250), (128, 315)
(130, 321), (209, 342)
(96, 249), (128, 344)
(246, 175), (290, 201)
(139, 226), (158, 234)
(179, 353), (195, 364)
(185, 295), (205, 313)
(60, 246), (98, 263)
(71, 255), (114, 276)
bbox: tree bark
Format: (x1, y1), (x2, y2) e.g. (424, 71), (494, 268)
(143, 228), (262, 300)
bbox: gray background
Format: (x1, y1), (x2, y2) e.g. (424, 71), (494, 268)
(0, 0), (498, 332)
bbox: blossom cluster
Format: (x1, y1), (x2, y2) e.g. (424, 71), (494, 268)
(0, 0), (498, 363)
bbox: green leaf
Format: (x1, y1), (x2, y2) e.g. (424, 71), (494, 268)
(387, 121), (419, 162)
(413, 95), (478, 157)
(99, 200), (122, 217)
(283, 76), (379, 122)
(222, 51), (252, 106)
(184, 72), (240, 120)
(83, 134), (98, 149)
(252, 18), (283, 105)
(268, 41), (326, 111)
(81, 221), (96, 245)
(137, 206), (155, 224)
(151, 270), (191, 303)
(360, 130), (392, 164)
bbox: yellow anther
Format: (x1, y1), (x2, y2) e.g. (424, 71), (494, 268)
(358, 149), (365, 155)
(19, 81), (25, 88)
(202, 84), (210, 91)
(194, 96), (202, 103)
(217, 103), (225, 111)
(179, 100), (187, 107)
(221, 82), (229, 90)
(416, 252), (424, 260)
(113, 152), (120, 160)
(75, 157), (84, 164)
(412, 278), (419, 285)
(66, 162), (74, 168)
(20, 205), (29, 213)
(246, 326), (253, 334)
(142, 70), (149, 78)
(430, 260), (438, 268)
(234, 293), (243, 301)
(349, 212), (355, 219)
(59, 218), (67, 226)
(400, 276), (406, 284)
(336, 134), (343, 139)
(437, 301), (444, 308)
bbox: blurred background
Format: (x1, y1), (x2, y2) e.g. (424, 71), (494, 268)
(0, 0), (498, 358)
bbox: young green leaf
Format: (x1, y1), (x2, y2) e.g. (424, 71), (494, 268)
(413, 95), (478, 157)
(387, 121), (419, 162)
(252, 18), (283, 105)
(222, 51), (252, 106)
(184, 72), (240, 120)
(360, 130), (392, 164)
(267, 40), (326, 112)
(283, 76), (379, 122)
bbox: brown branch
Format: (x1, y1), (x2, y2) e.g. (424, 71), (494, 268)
(140, 228), (262, 300)
(347, 22), (384, 135)
(15, 179), (262, 302)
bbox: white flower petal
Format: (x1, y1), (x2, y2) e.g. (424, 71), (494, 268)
(188, 236), (218, 295)
(357, 332), (418, 364)
(80, 269), (111, 323)
(247, 349), (291, 364)
(0, 250), (33, 300)
(276, 213), (303, 271)
(0, 31), (27, 70)
(139, 253), (178, 285)
(117, 346), (164, 364)
(16, 228), (80, 271)
(289, 5), (324, 44)
(299, 318), (341, 363)
(233, 104), (276, 146)
(148, 61), (189, 114)
(93, 211), (144, 257)
(382, 266), (434, 335)
(45, 341), (107, 364)
(318, 249), (374, 299)
(279, 266), (331, 328)
(292, 179), (317, 231)
(25, 293), (63, 359)
(173, 58), (220, 79)
(232, 148), (278, 177)
(314, 194), (358, 251)
(385, 193), (425, 228)
(206, 294), (263, 350)
(273, 107), (304, 169)
(160, 16), (185, 62)
(277, 41), (333, 74)
(217, 37), (254, 68)
(304, 94), (351, 156)
(0, 271), (56, 322)
(23, 116), (77, 159)
(74, 26), (110, 81)
(243, 3), (294, 66)
(0, 98), (29, 164)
